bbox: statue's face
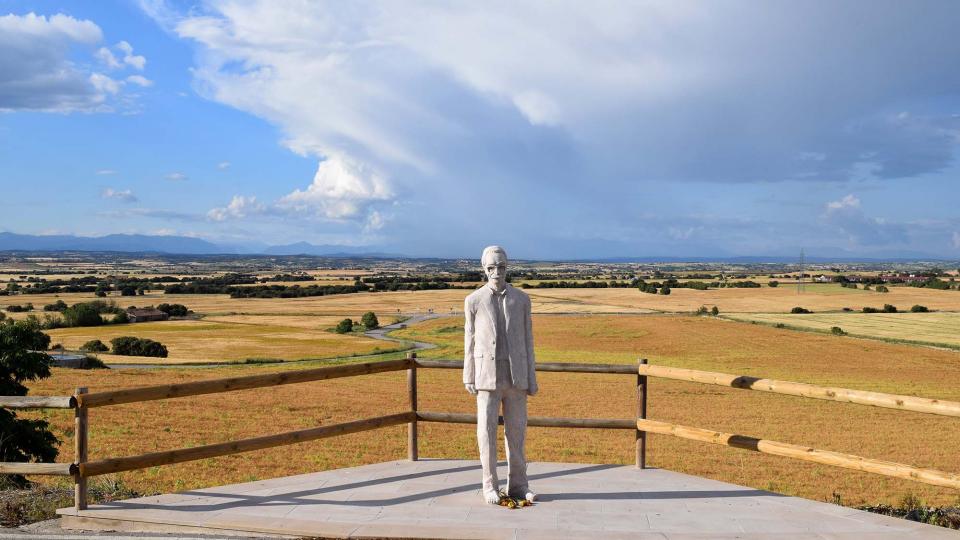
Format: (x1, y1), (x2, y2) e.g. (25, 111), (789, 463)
(483, 251), (507, 290)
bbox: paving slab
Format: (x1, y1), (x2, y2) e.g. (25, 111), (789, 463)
(58, 459), (959, 539)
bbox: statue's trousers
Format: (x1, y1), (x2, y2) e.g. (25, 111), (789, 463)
(476, 387), (529, 496)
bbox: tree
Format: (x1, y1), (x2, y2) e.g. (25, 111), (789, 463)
(768, 280), (779, 288)
(156, 303), (189, 317)
(360, 311), (379, 330)
(711, 306), (719, 316)
(62, 303), (103, 327)
(0, 318), (59, 486)
(910, 305), (929, 313)
(882, 304), (898, 313)
(120, 285), (137, 296)
(659, 286), (671, 295)
(112, 311), (129, 324)
(335, 318), (354, 334)
(790, 307), (811, 314)
(80, 339), (109, 352)
(110, 336), (168, 357)
(43, 300), (68, 312)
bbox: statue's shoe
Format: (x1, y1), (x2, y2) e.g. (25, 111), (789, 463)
(483, 490), (501, 505)
(509, 488), (537, 503)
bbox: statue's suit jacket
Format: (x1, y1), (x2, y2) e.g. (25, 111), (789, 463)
(463, 284), (538, 392)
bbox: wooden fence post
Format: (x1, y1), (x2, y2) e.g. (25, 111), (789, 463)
(636, 359), (648, 469)
(407, 352), (418, 461)
(74, 387), (88, 510)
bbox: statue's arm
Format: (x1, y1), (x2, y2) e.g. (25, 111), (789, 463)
(463, 296), (475, 386)
(525, 295), (538, 395)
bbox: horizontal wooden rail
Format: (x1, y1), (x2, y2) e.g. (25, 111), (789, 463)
(637, 364), (960, 418)
(416, 359), (636, 375)
(418, 411), (634, 429)
(0, 396), (75, 409)
(78, 359), (412, 408)
(80, 412), (414, 477)
(0, 462), (76, 476)
(637, 418), (960, 490)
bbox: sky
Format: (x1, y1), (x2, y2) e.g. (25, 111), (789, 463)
(1, 0), (959, 260)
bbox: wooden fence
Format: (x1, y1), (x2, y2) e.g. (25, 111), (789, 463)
(2, 354), (959, 512)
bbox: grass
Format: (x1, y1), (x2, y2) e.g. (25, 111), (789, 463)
(20, 313), (960, 508)
(722, 312), (960, 350)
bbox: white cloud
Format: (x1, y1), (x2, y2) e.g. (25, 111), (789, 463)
(277, 155), (392, 220)
(826, 194), (860, 211)
(95, 169), (117, 175)
(116, 40), (146, 70)
(101, 188), (137, 202)
(207, 195), (265, 222)
(126, 75), (153, 87)
(217, 161), (231, 170)
(95, 46), (121, 69)
(823, 194), (906, 247)
(165, 172), (187, 181)
(0, 13), (149, 112)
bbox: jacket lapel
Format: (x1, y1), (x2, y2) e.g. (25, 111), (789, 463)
(478, 286), (496, 337)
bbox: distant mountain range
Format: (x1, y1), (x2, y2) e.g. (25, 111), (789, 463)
(0, 232), (399, 258)
(0, 232), (955, 262)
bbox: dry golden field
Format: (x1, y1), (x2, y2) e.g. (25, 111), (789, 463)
(21, 314), (960, 508)
(43, 317), (392, 364)
(724, 311), (960, 349)
(6, 282), (960, 320)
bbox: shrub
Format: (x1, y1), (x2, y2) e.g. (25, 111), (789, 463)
(882, 304), (898, 313)
(80, 339), (109, 353)
(0, 318), (58, 486)
(335, 318), (354, 334)
(862, 306), (880, 313)
(110, 337), (168, 358)
(79, 356), (109, 369)
(711, 306), (719, 316)
(696, 306), (709, 315)
(659, 286), (671, 295)
(875, 285), (889, 293)
(360, 311), (379, 330)
(768, 280), (779, 288)
(831, 326), (846, 336)
(842, 307), (853, 312)
(910, 305), (929, 313)
(43, 300), (67, 312)
(156, 303), (190, 317)
(120, 286), (137, 296)
(111, 311), (129, 324)
(62, 303), (103, 327)
(790, 307), (811, 314)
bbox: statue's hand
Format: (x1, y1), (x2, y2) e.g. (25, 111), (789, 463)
(465, 383), (477, 395)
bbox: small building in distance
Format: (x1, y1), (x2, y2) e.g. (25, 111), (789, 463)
(126, 307), (170, 323)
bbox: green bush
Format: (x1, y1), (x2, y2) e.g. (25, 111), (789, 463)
(659, 286), (671, 295)
(882, 304), (897, 313)
(862, 306), (880, 313)
(156, 303), (190, 317)
(43, 300), (67, 312)
(875, 285), (889, 293)
(111, 311), (129, 324)
(361, 311), (379, 330)
(335, 318), (354, 334)
(110, 336), (168, 358)
(80, 339), (109, 353)
(711, 306), (719, 316)
(831, 326), (846, 336)
(696, 306), (709, 315)
(768, 280), (779, 287)
(910, 305), (929, 313)
(790, 307), (811, 314)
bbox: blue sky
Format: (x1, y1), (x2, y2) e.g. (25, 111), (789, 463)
(1, 1), (959, 259)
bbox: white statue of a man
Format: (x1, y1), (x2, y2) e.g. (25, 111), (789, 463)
(464, 245), (538, 505)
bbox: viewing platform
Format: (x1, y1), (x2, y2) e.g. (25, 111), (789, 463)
(56, 459), (956, 539)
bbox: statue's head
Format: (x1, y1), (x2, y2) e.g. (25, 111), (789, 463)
(481, 245), (508, 291)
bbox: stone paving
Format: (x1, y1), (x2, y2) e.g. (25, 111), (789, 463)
(58, 459), (959, 539)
